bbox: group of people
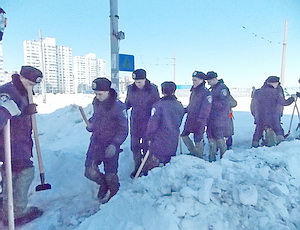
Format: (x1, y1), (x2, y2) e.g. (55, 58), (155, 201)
(0, 65), (299, 226)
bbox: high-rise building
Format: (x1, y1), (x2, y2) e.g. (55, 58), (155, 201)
(23, 37), (74, 93)
(74, 53), (106, 93)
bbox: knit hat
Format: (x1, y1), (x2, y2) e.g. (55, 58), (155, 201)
(192, 71), (206, 79)
(92, 78), (111, 91)
(161, 81), (176, 95)
(266, 76), (280, 83)
(132, 69), (146, 80)
(206, 71), (218, 80)
(20, 66), (43, 83)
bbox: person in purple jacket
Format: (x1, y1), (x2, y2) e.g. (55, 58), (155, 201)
(206, 71), (231, 162)
(143, 81), (184, 173)
(0, 66), (44, 226)
(181, 71), (212, 158)
(125, 69), (160, 178)
(251, 76), (295, 147)
(84, 78), (128, 203)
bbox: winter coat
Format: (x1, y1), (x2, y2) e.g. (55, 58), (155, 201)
(208, 82), (231, 129)
(86, 89), (128, 163)
(0, 75), (34, 172)
(125, 80), (160, 136)
(251, 84), (294, 127)
(183, 82), (212, 134)
(224, 94), (237, 137)
(146, 95), (184, 161)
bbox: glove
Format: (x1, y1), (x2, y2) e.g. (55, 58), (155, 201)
(105, 144), (116, 158)
(23, 103), (38, 115)
(296, 92), (300, 98)
(0, 99), (21, 117)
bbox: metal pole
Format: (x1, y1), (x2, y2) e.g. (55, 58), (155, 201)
(173, 52), (176, 82)
(4, 120), (15, 230)
(280, 20), (288, 88)
(110, 0), (120, 92)
(39, 30), (46, 103)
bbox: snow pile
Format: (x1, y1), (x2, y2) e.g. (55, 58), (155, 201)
(77, 143), (300, 230)
(0, 93), (296, 230)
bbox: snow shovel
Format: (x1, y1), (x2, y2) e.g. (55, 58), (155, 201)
(78, 106), (90, 127)
(4, 120), (15, 230)
(27, 89), (51, 192)
(284, 97), (298, 138)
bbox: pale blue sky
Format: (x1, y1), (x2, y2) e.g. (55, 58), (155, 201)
(1, 0), (300, 87)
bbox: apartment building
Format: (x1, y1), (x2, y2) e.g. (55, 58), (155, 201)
(23, 37), (74, 93)
(74, 53), (106, 93)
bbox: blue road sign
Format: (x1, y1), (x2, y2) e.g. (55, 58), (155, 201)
(119, 54), (134, 72)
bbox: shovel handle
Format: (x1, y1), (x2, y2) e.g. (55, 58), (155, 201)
(134, 150), (150, 179)
(78, 106), (90, 127)
(4, 120), (16, 229)
(27, 90), (45, 175)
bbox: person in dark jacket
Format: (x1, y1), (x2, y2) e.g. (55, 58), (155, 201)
(218, 79), (237, 150)
(251, 76), (294, 147)
(0, 66), (44, 226)
(84, 77), (128, 204)
(125, 69), (160, 178)
(143, 81), (184, 173)
(206, 71), (231, 162)
(181, 71), (212, 158)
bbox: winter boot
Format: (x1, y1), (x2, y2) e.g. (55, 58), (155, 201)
(101, 173), (119, 204)
(208, 139), (217, 162)
(97, 181), (109, 201)
(251, 141), (259, 148)
(216, 138), (227, 159)
(265, 128), (276, 147)
(182, 135), (195, 155)
(276, 135), (284, 145)
(194, 141), (204, 158)
(3, 206), (43, 226)
(130, 151), (142, 179)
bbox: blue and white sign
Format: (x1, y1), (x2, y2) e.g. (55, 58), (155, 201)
(119, 54), (134, 72)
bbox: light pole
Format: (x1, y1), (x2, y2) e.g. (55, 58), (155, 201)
(110, 0), (125, 93)
(280, 20), (288, 88)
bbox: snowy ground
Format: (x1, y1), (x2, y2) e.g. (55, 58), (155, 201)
(1, 93), (300, 230)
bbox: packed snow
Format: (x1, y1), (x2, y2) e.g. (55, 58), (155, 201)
(1, 92), (300, 230)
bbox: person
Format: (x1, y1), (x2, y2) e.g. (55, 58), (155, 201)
(0, 7), (7, 41)
(84, 77), (128, 204)
(181, 71), (212, 158)
(0, 66), (44, 226)
(143, 81), (185, 173)
(251, 76), (295, 147)
(218, 79), (237, 150)
(125, 69), (160, 178)
(206, 71), (231, 162)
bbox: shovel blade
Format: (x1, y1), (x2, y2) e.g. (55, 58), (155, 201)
(36, 183), (51, 192)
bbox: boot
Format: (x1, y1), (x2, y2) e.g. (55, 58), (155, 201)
(216, 138), (227, 159)
(97, 181), (109, 201)
(208, 139), (217, 162)
(194, 141), (204, 158)
(3, 206), (43, 226)
(265, 128), (276, 147)
(182, 136), (195, 154)
(276, 135), (284, 145)
(251, 141), (259, 148)
(100, 173), (119, 204)
(130, 151), (142, 179)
